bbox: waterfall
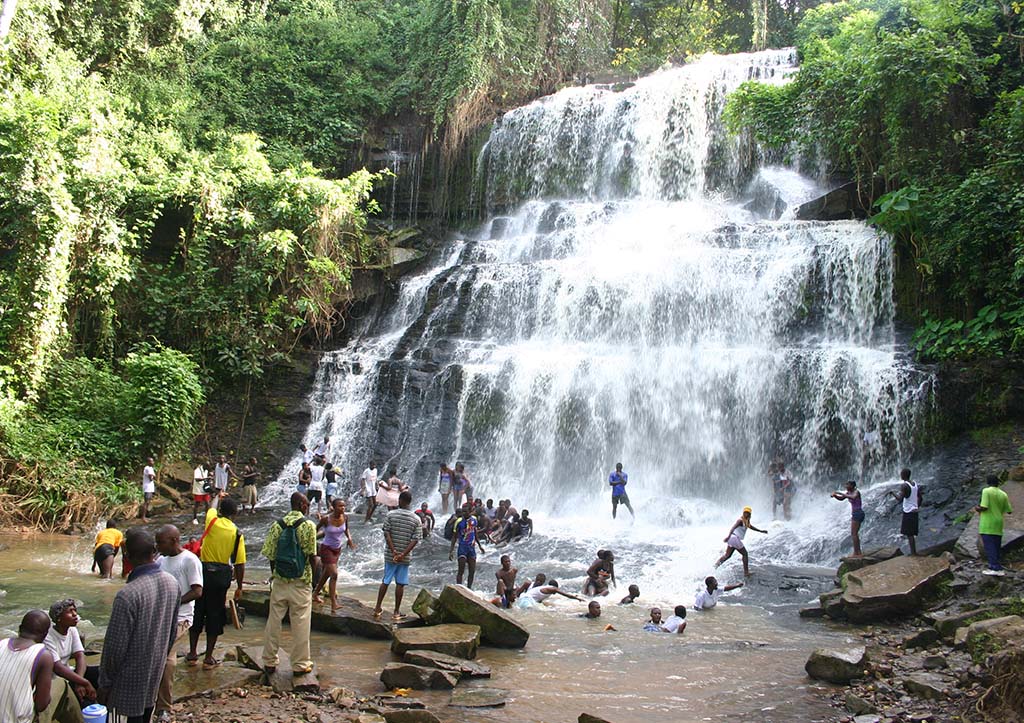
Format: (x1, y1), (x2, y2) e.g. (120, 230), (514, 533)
(270, 49), (934, 597)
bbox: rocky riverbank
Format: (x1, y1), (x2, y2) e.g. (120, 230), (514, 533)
(804, 548), (1024, 723)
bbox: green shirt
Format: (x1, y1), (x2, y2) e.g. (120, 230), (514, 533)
(978, 486), (1012, 536)
(261, 510), (318, 584)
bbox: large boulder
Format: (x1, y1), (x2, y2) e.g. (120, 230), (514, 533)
(926, 607), (997, 638)
(403, 650), (491, 678)
(436, 584), (530, 648)
(379, 663), (458, 690)
(391, 624), (481, 659)
(805, 647), (868, 684)
(840, 555), (952, 622)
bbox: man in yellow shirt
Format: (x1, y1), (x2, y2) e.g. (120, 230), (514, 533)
(93, 520), (123, 579)
(186, 495), (245, 670)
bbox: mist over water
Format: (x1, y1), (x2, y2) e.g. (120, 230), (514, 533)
(268, 49), (934, 603)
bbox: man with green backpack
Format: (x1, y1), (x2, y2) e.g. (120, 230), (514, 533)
(260, 492), (319, 675)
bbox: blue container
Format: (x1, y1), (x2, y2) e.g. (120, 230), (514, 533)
(82, 703), (107, 723)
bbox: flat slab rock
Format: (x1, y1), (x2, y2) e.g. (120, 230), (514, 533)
(391, 624), (481, 659)
(381, 710), (442, 723)
(403, 650), (491, 678)
(953, 614), (1024, 648)
(380, 662), (459, 690)
(841, 555), (952, 622)
(449, 687), (508, 708)
(437, 584), (530, 648)
(240, 590), (404, 640)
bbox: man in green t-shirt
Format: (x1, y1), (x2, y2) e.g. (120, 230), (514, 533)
(974, 475), (1013, 576)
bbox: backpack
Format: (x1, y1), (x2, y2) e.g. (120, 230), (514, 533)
(443, 515), (459, 541)
(273, 518), (307, 579)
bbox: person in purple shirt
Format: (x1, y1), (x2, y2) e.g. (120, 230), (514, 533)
(609, 463), (634, 519)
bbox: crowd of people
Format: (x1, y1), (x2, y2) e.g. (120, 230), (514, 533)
(4, 442), (1016, 723)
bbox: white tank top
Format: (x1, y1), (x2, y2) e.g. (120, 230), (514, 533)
(528, 586), (553, 603)
(0, 640), (45, 723)
(902, 481), (919, 513)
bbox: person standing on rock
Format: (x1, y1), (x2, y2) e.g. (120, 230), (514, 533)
(98, 528), (180, 723)
(261, 492), (319, 676)
(141, 457), (156, 522)
(714, 507), (767, 576)
(191, 460), (212, 524)
(777, 462), (796, 520)
(832, 480), (864, 557)
(241, 457), (259, 514)
(889, 468), (922, 555)
(155, 524), (202, 722)
(297, 462), (311, 497)
(449, 504), (486, 589)
(213, 454), (234, 507)
(608, 462), (635, 520)
(187, 496), (245, 670)
(361, 462), (380, 522)
(313, 498), (355, 610)
(312, 435), (330, 463)
(975, 474), (1013, 576)
(308, 458), (326, 515)
(453, 462), (472, 508)
(373, 490), (421, 620)
(438, 463), (455, 515)
(415, 502), (435, 538)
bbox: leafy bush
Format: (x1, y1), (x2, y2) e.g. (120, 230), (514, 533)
(122, 347), (205, 459)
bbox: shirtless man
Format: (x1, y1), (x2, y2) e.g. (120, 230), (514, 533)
(493, 555), (519, 608)
(714, 507), (767, 576)
(619, 584), (640, 604)
(583, 550), (615, 596)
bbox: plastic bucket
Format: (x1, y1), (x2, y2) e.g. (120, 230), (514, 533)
(82, 703), (107, 723)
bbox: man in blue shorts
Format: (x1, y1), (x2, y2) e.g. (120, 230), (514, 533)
(609, 463), (634, 519)
(449, 502), (486, 588)
(373, 491), (421, 621)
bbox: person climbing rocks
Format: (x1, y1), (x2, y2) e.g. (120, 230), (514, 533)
(714, 507), (767, 576)
(832, 480), (864, 557)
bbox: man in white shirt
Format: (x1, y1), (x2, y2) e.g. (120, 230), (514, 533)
(141, 458), (157, 522)
(192, 461), (211, 524)
(361, 463), (379, 522)
(312, 436), (330, 462)
(308, 461), (326, 514)
(155, 525), (203, 722)
(693, 576), (743, 610)
(300, 444), (314, 466)
(213, 455), (234, 508)
(662, 605), (687, 634)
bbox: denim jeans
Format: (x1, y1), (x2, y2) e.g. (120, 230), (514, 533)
(980, 533), (1003, 570)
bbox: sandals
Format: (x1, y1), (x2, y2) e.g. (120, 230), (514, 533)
(372, 610), (383, 620)
(185, 654), (199, 667)
(202, 658), (221, 670)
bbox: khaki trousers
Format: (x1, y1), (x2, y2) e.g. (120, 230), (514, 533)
(262, 577), (313, 672)
(38, 677), (84, 723)
(156, 618), (193, 713)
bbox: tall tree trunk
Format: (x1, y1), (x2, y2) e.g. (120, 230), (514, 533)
(750, 0), (768, 51)
(0, 0), (17, 40)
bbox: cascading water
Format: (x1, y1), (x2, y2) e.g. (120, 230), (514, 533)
(269, 49), (933, 601)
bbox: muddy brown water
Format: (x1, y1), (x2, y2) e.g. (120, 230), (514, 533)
(0, 532), (851, 722)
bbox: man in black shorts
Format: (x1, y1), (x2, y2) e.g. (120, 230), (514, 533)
(609, 463), (634, 519)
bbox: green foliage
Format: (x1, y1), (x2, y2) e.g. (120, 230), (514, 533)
(611, 0), (741, 74)
(722, 80), (799, 149)
(122, 347), (205, 459)
(725, 0), (1024, 362)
